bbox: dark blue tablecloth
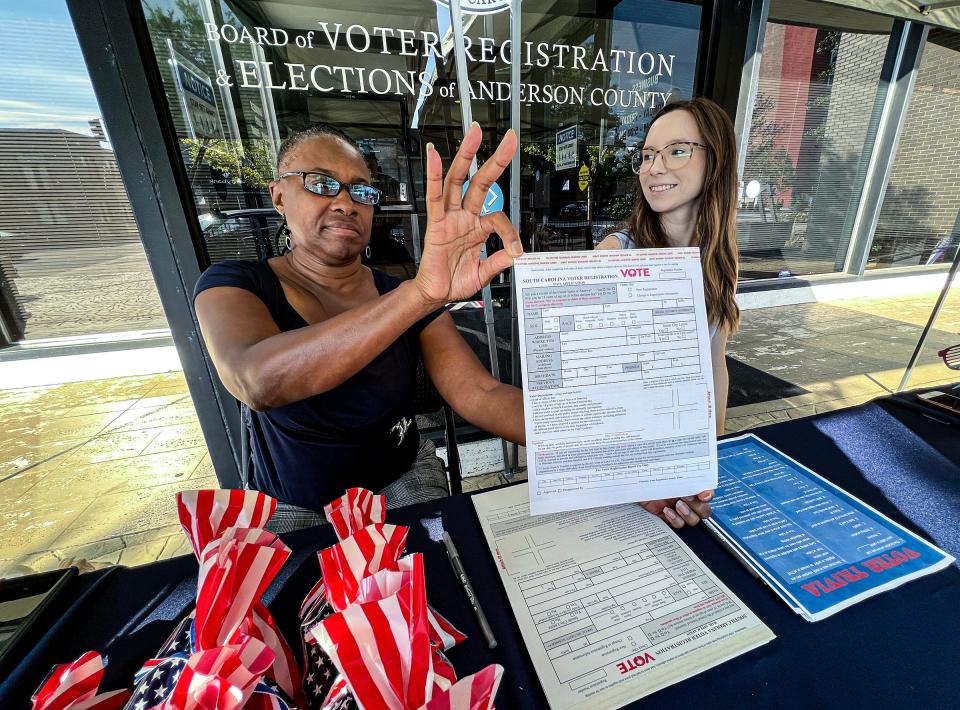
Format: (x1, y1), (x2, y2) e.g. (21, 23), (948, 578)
(3, 397), (959, 708)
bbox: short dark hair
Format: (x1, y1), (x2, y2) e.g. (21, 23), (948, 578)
(276, 123), (361, 173)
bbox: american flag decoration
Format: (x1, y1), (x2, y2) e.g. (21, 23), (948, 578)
(124, 637), (294, 710)
(300, 523), (411, 706)
(339, 555), (455, 695)
(301, 488), (467, 709)
(301, 636), (342, 709)
(176, 491), (305, 705)
(418, 665), (504, 710)
(310, 554), (433, 710)
(32, 651), (131, 710)
(323, 489), (386, 541)
(317, 524), (409, 612)
(124, 606), (295, 709)
(155, 636), (272, 710)
(303, 555), (465, 710)
(353, 556), (466, 652)
(316, 677), (357, 709)
(300, 489), (388, 635)
(194, 527), (289, 649)
(177, 490), (277, 557)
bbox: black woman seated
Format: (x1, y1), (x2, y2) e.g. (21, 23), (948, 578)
(193, 123), (525, 517)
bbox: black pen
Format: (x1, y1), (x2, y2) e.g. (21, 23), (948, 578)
(442, 530), (497, 649)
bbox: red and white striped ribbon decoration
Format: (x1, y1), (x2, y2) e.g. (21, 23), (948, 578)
(430, 648), (456, 694)
(192, 527), (303, 704)
(299, 576), (326, 619)
(355, 556), (467, 652)
(318, 524), (409, 612)
(310, 554), (433, 710)
(31, 651), (131, 710)
(319, 677), (351, 708)
(162, 636), (274, 710)
(426, 606), (467, 653)
(244, 603), (304, 707)
(177, 490), (277, 559)
(418, 664), (503, 710)
(194, 527), (290, 650)
(323, 488), (386, 541)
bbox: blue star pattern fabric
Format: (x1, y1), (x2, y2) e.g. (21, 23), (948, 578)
(124, 616), (295, 709)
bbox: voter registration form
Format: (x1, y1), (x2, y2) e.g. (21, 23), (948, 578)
(473, 483), (774, 709)
(515, 249), (717, 514)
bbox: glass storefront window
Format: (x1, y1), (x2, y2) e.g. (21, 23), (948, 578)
(870, 28), (960, 270)
(0, 0), (211, 580)
(140, 0), (702, 275)
(736, 0), (892, 280)
(0, 2), (169, 340)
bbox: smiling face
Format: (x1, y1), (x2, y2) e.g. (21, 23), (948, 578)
(269, 135), (374, 264)
(639, 109), (708, 217)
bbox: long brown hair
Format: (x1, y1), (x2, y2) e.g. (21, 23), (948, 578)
(624, 97), (740, 332)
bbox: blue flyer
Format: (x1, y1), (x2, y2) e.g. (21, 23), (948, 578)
(710, 434), (954, 621)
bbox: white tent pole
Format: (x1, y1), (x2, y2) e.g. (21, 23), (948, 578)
(449, 0), (510, 476)
(504, 0), (523, 480)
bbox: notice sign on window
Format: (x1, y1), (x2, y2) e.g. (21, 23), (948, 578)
(555, 125), (577, 171)
(168, 41), (222, 141)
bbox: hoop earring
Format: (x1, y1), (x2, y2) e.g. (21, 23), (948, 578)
(277, 218), (293, 254)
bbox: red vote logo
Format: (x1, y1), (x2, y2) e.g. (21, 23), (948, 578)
(616, 651), (656, 675)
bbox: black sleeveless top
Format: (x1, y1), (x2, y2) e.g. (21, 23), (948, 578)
(194, 260), (443, 510)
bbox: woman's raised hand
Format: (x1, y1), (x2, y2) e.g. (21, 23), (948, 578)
(413, 122), (524, 306)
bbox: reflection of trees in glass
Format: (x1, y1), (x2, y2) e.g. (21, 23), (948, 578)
(144, 0), (210, 70)
(145, 1), (271, 207)
(744, 93), (795, 197)
(183, 138), (275, 188)
(522, 142), (555, 171)
(585, 143), (634, 220)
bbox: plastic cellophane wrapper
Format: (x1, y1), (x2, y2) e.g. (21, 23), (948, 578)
(305, 490), (465, 652)
(299, 489), (488, 710)
(309, 554), (503, 710)
(120, 489), (304, 709)
(32, 651), (132, 710)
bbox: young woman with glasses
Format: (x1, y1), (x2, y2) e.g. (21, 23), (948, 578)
(193, 123), (525, 519)
(597, 97), (741, 530)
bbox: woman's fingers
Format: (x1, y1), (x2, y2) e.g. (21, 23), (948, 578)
(641, 497), (708, 528)
(683, 495), (712, 520)
(462, 129), (517, 214)
(477, 249), (516, 288)
(443, 122), (483, 209)
(662, 506), (686, 529)
(480, 211), (524, 257)
(674, 499), (702, 526)
(640, 501), (662, 516)
(424, 143), (444, 227)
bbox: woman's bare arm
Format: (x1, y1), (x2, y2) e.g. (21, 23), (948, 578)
(420, 313), (524, 444)
(195, 281), (437, 410)
(712, 323), (730, 435)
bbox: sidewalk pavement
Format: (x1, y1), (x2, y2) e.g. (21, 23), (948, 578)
(1, 288), (957, 578)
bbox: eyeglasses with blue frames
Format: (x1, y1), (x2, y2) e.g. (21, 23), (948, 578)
(631, 141), (709, 174)
(278, 171), (382, 206)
